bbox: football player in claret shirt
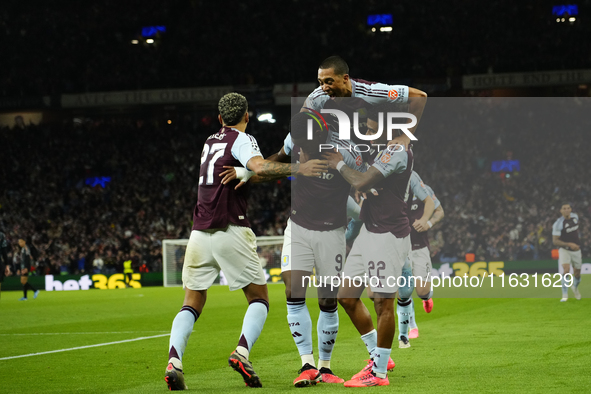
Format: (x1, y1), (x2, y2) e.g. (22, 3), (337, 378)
(324, 118), (415, 387)
(260, 112), (368, 386)
(164, 93), (326, 390)
(552, 203), (582, 301)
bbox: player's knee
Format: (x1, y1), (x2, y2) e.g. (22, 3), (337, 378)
(318, 297), (337, 308)
(398, 287), (413, 299)
(338, 296), (357, 312)
(373, 296), (394, 316)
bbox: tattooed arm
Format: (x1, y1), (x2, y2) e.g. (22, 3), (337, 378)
(220, 156), (328, 190)
(247, 156), (327, 178)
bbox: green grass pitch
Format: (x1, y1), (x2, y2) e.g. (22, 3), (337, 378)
(1, 283), (590, 393)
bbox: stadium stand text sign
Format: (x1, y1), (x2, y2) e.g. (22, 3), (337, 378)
(45, 274), (142, 291)
(61, 86), (232, 108)
(462, 69), (591, 89)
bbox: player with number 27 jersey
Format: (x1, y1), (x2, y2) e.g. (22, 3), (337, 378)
(193, 127), (262, 230)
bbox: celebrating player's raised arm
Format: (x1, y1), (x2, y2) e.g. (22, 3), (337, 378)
(325, 150), (385, 192)
(324, 148), (409, 193)
(388, 88), (428, 151)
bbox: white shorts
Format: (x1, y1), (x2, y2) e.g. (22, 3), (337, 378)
(410, 246), (432, 283)
(558, 248), (582, 269)
(343, 236), (365, 279)
(344, 226), (410, 294)
(182, 226), (266, 291)
(280, 219), (346, 277)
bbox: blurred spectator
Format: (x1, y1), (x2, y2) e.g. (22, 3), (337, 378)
(93, 254), (104, 274)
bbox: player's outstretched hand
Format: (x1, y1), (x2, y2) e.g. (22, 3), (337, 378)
(412, 218), (429, 232)
(322, 149), (344, 169)
(298, 159), (328, 177)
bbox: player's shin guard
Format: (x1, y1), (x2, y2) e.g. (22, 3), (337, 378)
(169, 305), (199, 362)
(397, 298), (412, 340)
(317, 304), (339, 368)
(361, 329), (377, 358)
(573, 275), (581, 290)
(562, 275), (569, 297)
(287, 298), (314, 365)
(236, 299), (269, 359)
(419, 288), (433, 301)
(408, 299), (418, 329)
(372, 347), (392, 378)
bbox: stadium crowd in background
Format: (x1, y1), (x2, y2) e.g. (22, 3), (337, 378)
(2, 0), (590, 98)
(0, 100), (589, 277)
(0, 115), (289, 277)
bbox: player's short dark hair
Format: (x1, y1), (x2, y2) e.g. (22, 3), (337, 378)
(319, 56), (349, 76)
(290, 112), (313, 141)
(218, 93), (248, 126)
(561, 202), (572, 208)
(291, 112), (328, 151)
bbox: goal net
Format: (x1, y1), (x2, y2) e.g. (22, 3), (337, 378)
(162, 236), (285, 287)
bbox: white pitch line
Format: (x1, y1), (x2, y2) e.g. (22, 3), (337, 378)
(0, 333), (169, 361)
(0, 331), (168, 336)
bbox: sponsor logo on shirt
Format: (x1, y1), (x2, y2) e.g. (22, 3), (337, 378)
(380, 153), (391, 163)
(388, 89), (399, 100)
(355, 156), (363, 166)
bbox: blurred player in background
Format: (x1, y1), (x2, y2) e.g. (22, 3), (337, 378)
(397, 171), (444, 347)
(552, 203), (582, 301)
(0, 230), (10, 299)
(164, 93), (326, 390)
(17, 238), (39, 301)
